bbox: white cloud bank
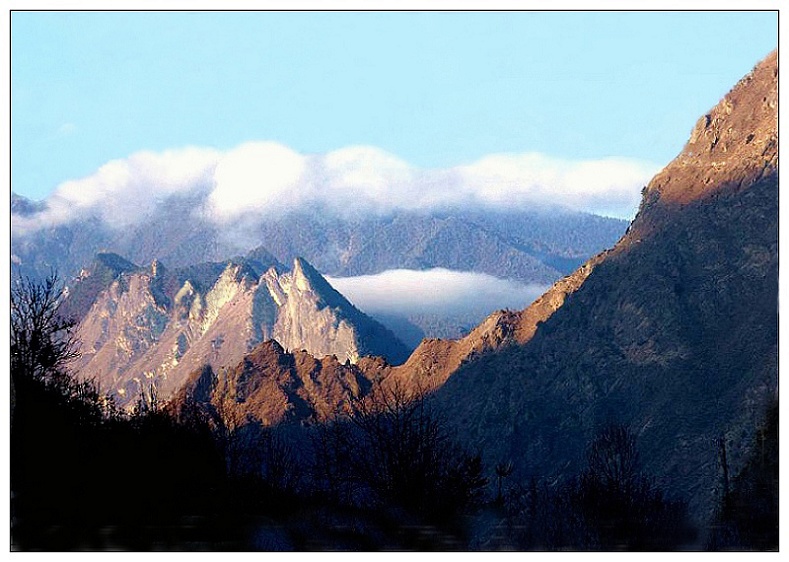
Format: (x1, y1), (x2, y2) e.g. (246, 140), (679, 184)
(13, 147), (220, 232)
(326, 268), (549, 317)
(12, 141), (661, 234)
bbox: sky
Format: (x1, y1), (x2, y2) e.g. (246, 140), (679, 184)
(10, 10), (778, 206)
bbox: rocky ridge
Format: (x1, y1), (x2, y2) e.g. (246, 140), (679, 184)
(173, 340), (383, 427)
(72, 255), (409, 407)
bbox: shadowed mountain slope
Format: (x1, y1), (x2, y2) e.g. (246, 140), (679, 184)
(429, 50), (778, 521)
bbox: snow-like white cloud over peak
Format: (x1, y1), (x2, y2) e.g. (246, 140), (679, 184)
(207, 141), (308, 220)
(13, 147), (220, 233)
(319, 146), (417, 214)
(12, 141), (661, 235)
(455, 153), (657, 217)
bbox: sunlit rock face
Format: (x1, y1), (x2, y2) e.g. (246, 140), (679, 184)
(72, 255), (409, 408)
(171, 340), (380, 428)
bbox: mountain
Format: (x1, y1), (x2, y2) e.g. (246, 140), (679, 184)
(13, 179), (628, 347)
(12, 203), (627, 286)
(172, 340), (385, 427)
(248, 209), (625, 281)
(182, 51), (778, 527)
(10, 192), (45, 216)
(59, 252), (140, 323)
(428, 50), (778, 520)
(13, 195), (628, 344)
(71, 254), (409, 407)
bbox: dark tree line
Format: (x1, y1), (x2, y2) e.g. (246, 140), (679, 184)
(11, 274), (227, 549)
(10, 274), (488, 549)
(10, 273), (776, 551)
(487, 424), (696, 551)
(706, 401), (778, 551)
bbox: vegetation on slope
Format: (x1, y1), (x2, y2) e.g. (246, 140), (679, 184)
(11, 273), (775, 551)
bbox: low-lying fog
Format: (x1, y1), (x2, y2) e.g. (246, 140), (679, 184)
(326, 268), (550, 349)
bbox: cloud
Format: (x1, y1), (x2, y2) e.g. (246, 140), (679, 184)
(318, 146), (418, 214)
(325, 268), (549, 317)
(13, 146), (220, 233)
(12, 141), (660, 235)
(454, 153), (658, 217)
(207, 142), (307, 220)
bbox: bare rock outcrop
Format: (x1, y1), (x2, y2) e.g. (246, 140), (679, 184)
(73, 256), (408, 407)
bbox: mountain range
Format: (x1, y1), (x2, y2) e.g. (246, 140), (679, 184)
(12, 192), (630, 346)
(164, 50), (778, 524)
(69, 252), (409, 408)
(11, 199), (626, 285)
(11, 48), (777, 536)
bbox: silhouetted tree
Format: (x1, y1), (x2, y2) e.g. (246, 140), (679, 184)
(308, 382), (487, 547)
(311, 416), (363, 507)
(348, 383), (488, 521)
(568, 424), (694, 550)
(707, 401), (778, 551)
(11, 272), (78, 385)
(496, 424), (696, 551)
(11, 274), (228, 549)
(495, 461), (515, 505)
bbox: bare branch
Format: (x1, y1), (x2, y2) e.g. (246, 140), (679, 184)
(11, 272), (79, 382)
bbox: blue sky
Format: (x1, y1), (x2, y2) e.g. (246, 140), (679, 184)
(11, 10), (778, 201)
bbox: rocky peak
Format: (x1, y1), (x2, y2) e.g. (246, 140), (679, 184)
(74, 253), (409, 407)
(150, 259), (166, 279)
(291, 257), (353, 310)
(172, 339), (377, 427)
(87, 252), (139, 278)
(61, 252), (142, 322)
(266, 258), (411, 366)
(639, 50), (777, 212)
(244, 245), (282, 269)
(10, 192), (44, 216)
(495, 52), (778, 346)
(292, 257), (314, 292)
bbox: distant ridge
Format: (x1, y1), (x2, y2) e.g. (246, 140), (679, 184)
(12, 203), (627, 288)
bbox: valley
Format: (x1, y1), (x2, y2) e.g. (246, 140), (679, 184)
(10, 32), (777, 551)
